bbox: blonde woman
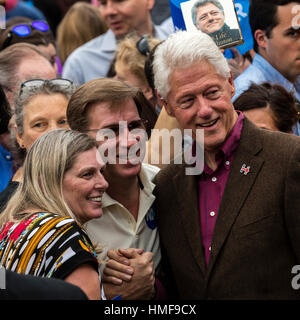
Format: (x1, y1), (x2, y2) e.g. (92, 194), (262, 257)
(56, 2), (107, 65)
(0, 129), (108, 299)
(115, 33), (161, 111)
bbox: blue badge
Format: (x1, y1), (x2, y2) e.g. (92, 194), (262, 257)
(145, 206), (157, 230)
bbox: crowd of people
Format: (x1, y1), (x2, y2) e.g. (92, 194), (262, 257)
(0, 0), (300, 300)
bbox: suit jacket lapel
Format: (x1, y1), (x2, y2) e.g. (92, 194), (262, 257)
(173, 165), (207, 276)
(206, 119), (264, 276)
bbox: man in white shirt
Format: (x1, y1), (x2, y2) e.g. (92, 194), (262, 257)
(67, 78), (161, 299)
(62, 0), (172, 85)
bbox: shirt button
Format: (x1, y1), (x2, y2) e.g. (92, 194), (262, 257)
(212, 177), (217, 182)
(5, 155), (11, 160)
(225, 161), (230, 166)
(208, 246), (212, 252)
(210, 211), (216, 217)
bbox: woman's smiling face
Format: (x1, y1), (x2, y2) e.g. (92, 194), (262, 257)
(62, 147), (109, 224)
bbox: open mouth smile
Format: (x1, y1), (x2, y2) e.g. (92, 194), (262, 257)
(87, 196), (102, 202)
(197, 118), (219, 128)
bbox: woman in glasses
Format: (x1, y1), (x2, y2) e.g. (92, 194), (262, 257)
(0, 129), (108, 299)
(0, 78), (76, 212)
(0, 19), (58, 74)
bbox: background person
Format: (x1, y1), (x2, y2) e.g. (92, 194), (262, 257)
(0, 78), (76, 211)
(0, 20), (58, 74)
(234, 82), (299, 133)
(0, 129), (109, 299)
(62, 0), (172, 85)
(56, 2), (108, 66)
(0, 43), (56, 192)
(115, 33), (161, 112)
(32, 0), (91, 36)
(233, 0), (300, 135)
(0, 43), (56, 108)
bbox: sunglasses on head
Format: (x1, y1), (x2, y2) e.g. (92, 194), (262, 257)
(19, 78), (73, 96)
(136, 35), (150, 56)
(2, 21), (50, 50)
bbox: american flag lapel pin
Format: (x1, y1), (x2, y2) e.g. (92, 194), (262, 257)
(240, 164), (250, 175)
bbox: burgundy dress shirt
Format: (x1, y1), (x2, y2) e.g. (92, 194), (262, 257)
(197, 112), (244, 266)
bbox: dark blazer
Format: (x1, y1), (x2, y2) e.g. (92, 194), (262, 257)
(154, 118), (300, 299)
(0, 269), (87, 300)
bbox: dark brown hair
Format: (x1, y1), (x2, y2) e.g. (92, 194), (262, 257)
(67, 78), (157, 137)
(0, 21), (55, 51)
(234, 82), (299, 133)
(249, 0), (300, 53)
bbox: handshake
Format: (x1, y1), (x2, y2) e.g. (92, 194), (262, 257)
(102, 248), (156, 300)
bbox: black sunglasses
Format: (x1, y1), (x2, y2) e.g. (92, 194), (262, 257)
(136, 35), (150, 56)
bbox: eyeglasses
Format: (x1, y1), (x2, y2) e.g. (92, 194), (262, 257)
(86, 119), (149, 139)
(136, 35), (150, 56)
(2, 21), (50, 50)
(19, 78), (73, 96)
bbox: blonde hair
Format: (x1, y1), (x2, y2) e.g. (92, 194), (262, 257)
(115, 33), (161, 88)
(57, 2), (108, 65)
(0, 129), (97, 227)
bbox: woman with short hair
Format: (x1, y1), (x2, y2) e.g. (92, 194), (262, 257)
(0, 78), (76, 211)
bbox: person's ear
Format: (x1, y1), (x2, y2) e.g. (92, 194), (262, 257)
(14, 124), (25, 149)
(228, 70), (235, 98)
(254, 29), (268, 50)
(142, 85), (154, 102)
(146, 0), (155, 11)
(157, 94), (175, 117)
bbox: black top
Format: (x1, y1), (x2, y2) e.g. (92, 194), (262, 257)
(0, 180), (19, 213)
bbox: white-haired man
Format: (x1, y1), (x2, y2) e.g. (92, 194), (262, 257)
(152, 30), (300, 299)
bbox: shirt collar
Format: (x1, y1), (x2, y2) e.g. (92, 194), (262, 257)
(101, 24), (165, 53)
(199, 111), (244, 175)
(253, 54), (300, 93)
(101, 29), (117, 53)
(218, 111), (244, 160)
(101, 164), (156, 209)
